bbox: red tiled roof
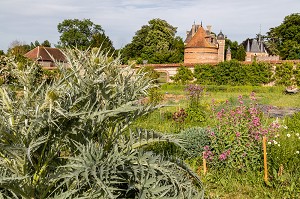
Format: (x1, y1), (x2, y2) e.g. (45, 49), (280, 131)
(185, 26), (217, 48)
(24, 46), (67, 62)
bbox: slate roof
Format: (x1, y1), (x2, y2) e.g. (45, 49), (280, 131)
(185, 26), (217, 48)
(244, 38), (267, 53)
(217, 31), (225, 40)
(24, 46), (67, 62)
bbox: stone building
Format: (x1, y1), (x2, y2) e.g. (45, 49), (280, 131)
(244, 34), (279, 62)
(226, 46), (232, 61)
(184, 23), (225, 64)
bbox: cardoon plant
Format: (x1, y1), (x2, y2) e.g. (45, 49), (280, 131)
(0, 48), (203, 198)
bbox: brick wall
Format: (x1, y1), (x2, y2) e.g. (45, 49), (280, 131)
(184, 47), (218, 64)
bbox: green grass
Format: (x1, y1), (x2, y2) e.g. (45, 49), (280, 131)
(160, 84), (300, 107)
(133, 83), (300, 198)
(134, 84), (300, 133)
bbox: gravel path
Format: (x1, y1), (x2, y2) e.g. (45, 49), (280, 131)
(259, 105), (300, 118)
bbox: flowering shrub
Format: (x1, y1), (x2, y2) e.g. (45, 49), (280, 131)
(268, 114), (300, 173)
(204, 92), (280, 170)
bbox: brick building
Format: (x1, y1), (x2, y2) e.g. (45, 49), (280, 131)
(184, 23), (225, 64)
(24, 46), (67, 68)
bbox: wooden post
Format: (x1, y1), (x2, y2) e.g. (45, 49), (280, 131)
(203, 151), (207, 175)
(263, 136), (268, 183)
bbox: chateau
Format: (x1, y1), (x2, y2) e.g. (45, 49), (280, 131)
(184, 23), (226, 64)
(244, 34), (279, 62)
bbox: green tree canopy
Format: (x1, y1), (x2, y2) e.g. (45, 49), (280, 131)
(266, 13), (300, 59)
(6, 40), (31, 62)
(225, 38), (246, 61)
(57, 18), (115, 52)
(121, 18), (184, 64)
(30, 40), (51, 49)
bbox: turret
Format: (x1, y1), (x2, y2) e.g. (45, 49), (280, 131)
(217, 31), (225, 62)
(226, 46), (231, 61)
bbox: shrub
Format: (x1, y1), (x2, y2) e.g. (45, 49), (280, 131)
(246, 62), (273, 85)
(274, 62), (294, 86)
(268, 113), (300, 172)
(267, 117), (300, 197)
(185, 84), (207, 123)
(170, 65), (193, 84)
(204, 92), (280, 170)
(194, 64), (215, 85)
(178, 127), (211, 158)
(214, 60), (248, 85)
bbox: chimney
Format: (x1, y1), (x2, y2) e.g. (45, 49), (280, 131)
(192, 24), (196, 37)
(206, 25), (212, 34)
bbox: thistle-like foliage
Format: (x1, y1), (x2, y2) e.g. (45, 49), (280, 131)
(0, 49), (203, 198)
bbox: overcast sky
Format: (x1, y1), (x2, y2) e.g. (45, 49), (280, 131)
(0, 0), (299, 52)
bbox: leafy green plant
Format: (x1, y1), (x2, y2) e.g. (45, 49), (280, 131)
(185, 84), (207, 123)
(194, 64), (215, 85)
(0, 48), (204, 198)
(193, 61), (273, 86)
(267, 117), (300, 197)
(274, 62), (294, 86)
(178, 127), (211, 158)
(268, 113), (300, 172)
(171, 65), (194, 84)
(246, 62), (273, 85)
(148, 87), (163, 104)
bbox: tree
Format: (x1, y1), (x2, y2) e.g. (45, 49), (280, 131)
(41, 40), (51, 47)
(30, 40), (51, 50)
(266, 13), (300, 59)
(121, 18), (184, 64)
(0, 50), (4, 56)
(0, 49), (203, 198)
(57, 18), (114, 52)
(6, 40), (31, 62)
(225, 38), (246, 61)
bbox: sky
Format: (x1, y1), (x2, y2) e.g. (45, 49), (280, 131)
(0, 0), (299, 52)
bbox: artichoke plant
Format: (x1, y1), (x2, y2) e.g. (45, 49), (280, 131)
(0, 48), (203, 198)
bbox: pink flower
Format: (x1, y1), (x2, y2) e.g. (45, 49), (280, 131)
(236, 132), (241, 137)
(203, 145), (210, 151)
(250, 92), (257, 101)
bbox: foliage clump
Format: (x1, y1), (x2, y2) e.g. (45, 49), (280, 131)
(121, 18), (184, 64)
(194, 60), (273, 86)
(170, 65), (193, 84)
(178, 127), (211, 158)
